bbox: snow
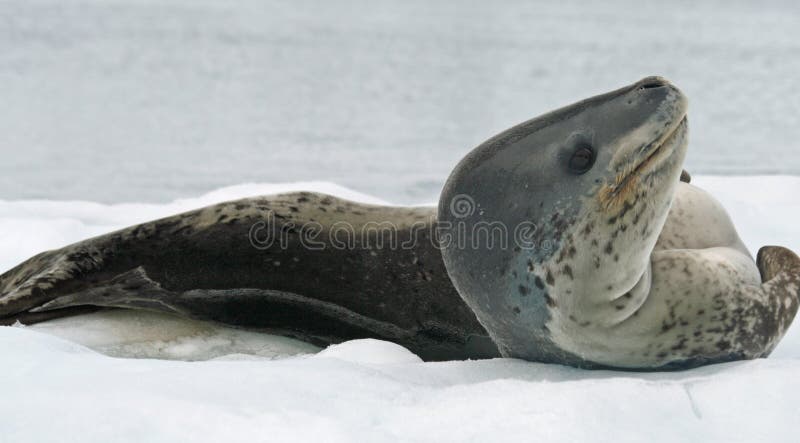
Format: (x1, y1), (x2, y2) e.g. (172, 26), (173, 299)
(2, 325), (800, 442)
(1, 178), (799, 442)
(315, 338), (422, 365)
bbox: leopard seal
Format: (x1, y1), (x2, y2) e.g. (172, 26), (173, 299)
(1, 76), (798, 369)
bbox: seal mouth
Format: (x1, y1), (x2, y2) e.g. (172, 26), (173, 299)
(598, 116), (687, 211)
(626, 117), (686, 179)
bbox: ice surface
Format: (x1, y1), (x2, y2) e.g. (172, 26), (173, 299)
(1, 178), (799, 442)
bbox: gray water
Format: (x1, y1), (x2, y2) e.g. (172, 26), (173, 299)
(1, 0), (799, 204)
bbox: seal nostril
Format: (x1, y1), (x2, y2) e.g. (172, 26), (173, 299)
(640, 81), (664, 90)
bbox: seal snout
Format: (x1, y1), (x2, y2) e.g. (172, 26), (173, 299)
(632, 76), (687, 112)
(596, 78), (689, 212)
(612, 77), (688, 170)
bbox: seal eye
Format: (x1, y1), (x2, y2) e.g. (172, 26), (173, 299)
(568, 145), (596, 174)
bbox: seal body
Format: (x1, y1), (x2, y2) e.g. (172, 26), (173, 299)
(2, 76), (798, 370)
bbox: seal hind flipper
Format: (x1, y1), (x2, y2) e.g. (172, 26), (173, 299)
(0, 245), (108, 320)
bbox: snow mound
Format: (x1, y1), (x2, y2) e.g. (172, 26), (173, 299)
(316, 339), (423, 365)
